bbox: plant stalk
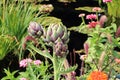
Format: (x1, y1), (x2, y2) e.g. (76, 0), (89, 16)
(63, 59), (72, 80)
(98, 51), (106, 71)
(53, 53), (59, 80)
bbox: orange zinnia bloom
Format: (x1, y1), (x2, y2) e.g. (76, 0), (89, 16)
(87, 71), (108, 80)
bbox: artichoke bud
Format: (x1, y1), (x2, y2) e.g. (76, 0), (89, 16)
(45, 23), (70, 45)
(51, 31), (59, 42)
(61, 31), (69, 43)
(45, 34), (52, 43)
(55, 38), (62, 44)
(28, 29), (36, 36)
(37, 31), (42, 36)
(47, 26), (52, 36)
(28, 21), (43, 37)
(54, 41), (68, 57)
(52, 24), (58, 31)
(56, 25), (64, 37)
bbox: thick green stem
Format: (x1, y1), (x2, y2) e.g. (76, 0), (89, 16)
(53, 53), (59, 80)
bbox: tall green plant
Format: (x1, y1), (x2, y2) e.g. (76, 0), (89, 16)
(0, 0), (37, 60)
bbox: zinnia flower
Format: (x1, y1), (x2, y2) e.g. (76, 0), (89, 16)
(115, 58), (120, 64)
(88, 21), (99, 28)
(33, 60), (42, 65)
(92, 7), (101, 12)
(86, 14), (97, 20)
(103, 0), (112, 3)
(87, 71), (108, 80)
(20, 78), (28, 80)
(78, 13), (85, 17)
(19, 58), (32, 68)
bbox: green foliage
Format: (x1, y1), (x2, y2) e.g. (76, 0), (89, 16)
(1, 69), (18, 80)
(69, 8), (120, 79)
(0, 35), (16, 60)
(59, 64), (78, 74)
(75, 6), (104, 12)
(0, 0), (38, 60)
(107, 0), (120, 18)
(2, 62), (51, 80)
(37, 16), (61, 27)
(2, 1), (35, 41)
(18, 62), (50, 80)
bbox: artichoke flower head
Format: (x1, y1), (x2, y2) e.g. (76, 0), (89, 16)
(45, 23), (70, 45)
(28, 21), (43, 37)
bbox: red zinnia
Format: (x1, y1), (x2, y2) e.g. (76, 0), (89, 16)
(88, 21), (99, 28)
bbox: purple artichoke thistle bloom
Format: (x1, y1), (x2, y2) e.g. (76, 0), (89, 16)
(28, 21), (43, 37)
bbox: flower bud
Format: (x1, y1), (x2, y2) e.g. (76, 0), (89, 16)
(28, 21), (43, 37)
(80, 55), (87, 61)
(92, 7), (101, 12)
(115, 26), (120, 38)
(45, 23), (70, 44)
(61, 29), (70, 44)
(99, 15), (107, 27)
(54, 41), (68, 57)
(84, 42), (89, 54)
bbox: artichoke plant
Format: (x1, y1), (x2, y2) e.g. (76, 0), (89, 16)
(28, 21), (43, 37)
(45, 23), (70, 44)
(44, 23), (70, 57)
(54, 39), (68, 57)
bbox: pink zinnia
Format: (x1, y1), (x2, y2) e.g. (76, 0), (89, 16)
(19, 58), (32, 68)
(78, 13), (85, 17)
(86, 14), (97, 20)
(92, 7), (101, 12)
(115, 58), (120, 64)
(88, 21), (99, 28)
(103, 0), (112, 3)
(33, 60), (42, 65)
(20, 78), (28, 80)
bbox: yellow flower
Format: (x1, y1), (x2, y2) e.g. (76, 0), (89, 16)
(87, 71), (108, 80)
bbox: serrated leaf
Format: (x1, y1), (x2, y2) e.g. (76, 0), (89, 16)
(27, 44), (53, 60)
(59, 64), (78, 74)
